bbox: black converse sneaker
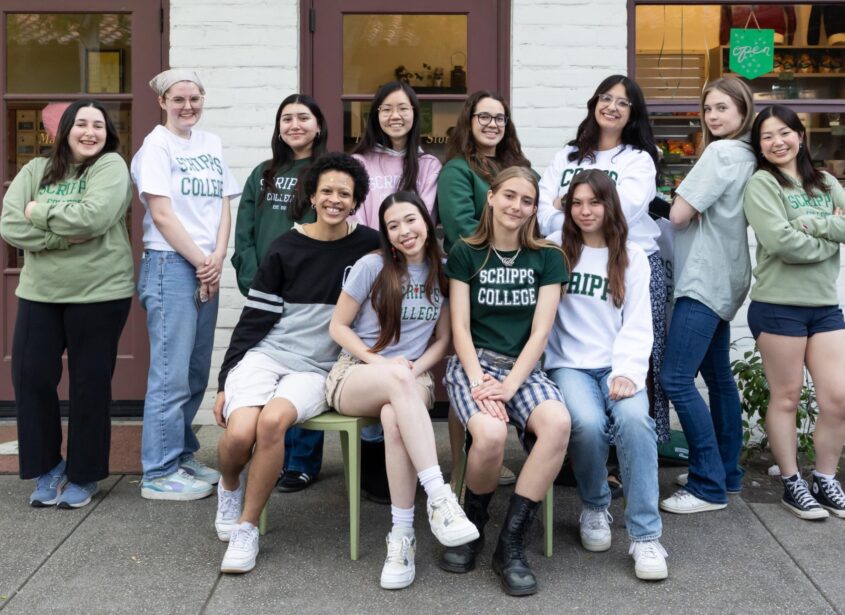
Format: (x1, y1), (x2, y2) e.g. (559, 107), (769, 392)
(782, 475), (829, 520)
(811, 475), (845, 519)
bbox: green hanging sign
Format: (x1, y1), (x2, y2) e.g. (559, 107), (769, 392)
(730, 28), (775, 79)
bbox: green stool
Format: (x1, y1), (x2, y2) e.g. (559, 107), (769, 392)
(258, 411), (378, 560)
(452, 443), (554, 557)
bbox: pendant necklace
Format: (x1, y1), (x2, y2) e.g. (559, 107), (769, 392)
(491, 245), (520, 267)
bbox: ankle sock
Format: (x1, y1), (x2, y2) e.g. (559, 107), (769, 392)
(417, 465), (446, 498)
(391, 505), (415, 528)
(813, 471), (835, 481)
(782, 473), (800, 483)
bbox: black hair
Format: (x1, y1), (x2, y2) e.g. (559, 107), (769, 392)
(353, 81), (423, 192)
(40, 99), (120, 187)
(300, 152), (370, 213)
(568, 75), (659, 166)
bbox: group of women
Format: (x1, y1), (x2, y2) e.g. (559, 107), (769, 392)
(2, 64), (845, 596)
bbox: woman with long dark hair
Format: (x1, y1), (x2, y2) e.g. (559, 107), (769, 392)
(232, 93), (328, 494)
(327, 191), (477, 589)
(538, 75), (669, 443)
(545, 169), (666, 580)
(440, 166), (570, 596)
(352, 81), (441, 227)
(1, 100), (134, 508)
(743, 105), (845, 520)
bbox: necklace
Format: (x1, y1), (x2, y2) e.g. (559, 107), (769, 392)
(491, 245), (521, 267)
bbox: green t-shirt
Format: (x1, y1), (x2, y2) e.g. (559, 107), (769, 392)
(445, 239), (568, 357)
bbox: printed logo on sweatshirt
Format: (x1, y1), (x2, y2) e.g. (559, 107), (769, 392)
(786, 191), (833, 213)
(260, 176), (298, 210)
(176, 154), (225, 197)
(370, 174), (402, 191)
(568, 271), (610, 301)
(559, 167), (619, 190)
(476, 267), (537, 307)
(39, 179), (86, 197)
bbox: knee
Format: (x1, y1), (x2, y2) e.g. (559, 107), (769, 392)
(536, 408), (571, 449)
(613, 399), (654, 438)
(222, 426), (256, 454)
(659, 368), (687, 397)
(818, 390), (845, 420)
(568, 405), (604, 441)
(256, 409), (295, 445)
(384, 365), (416, 394)
(769, 390), (801, 414)
(469, 423), (508, 462)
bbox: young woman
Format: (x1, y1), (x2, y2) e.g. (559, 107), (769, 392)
(744, 105), (845, 521)
(132, 69), (240, 500)
(538, 75), (669, 443)
(352, 81), (441, 227)
(327, 192), (477, 589)
(213, 153), (380, 574)
(440, 166), (570, 597)
(660, 77), (756, 514)
(437, 90), (533, 486)
(1, 100), (133, 509)
(545, 169), (667, 580)
(231, 93), (328, 494)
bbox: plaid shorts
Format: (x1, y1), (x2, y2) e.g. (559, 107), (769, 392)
(444, 348), (564, 450)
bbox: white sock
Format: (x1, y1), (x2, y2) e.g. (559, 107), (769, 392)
(813, 471), (836, 481)
(391, 505), (415, 528)
(417, 465), (446, 498)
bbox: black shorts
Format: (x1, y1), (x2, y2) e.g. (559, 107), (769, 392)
(747, 301), (845, 339)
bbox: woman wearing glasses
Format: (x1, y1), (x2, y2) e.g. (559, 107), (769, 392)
(437, 90), (534, 489)
(352, 81), (441, 227)
(537, 75), (669, 444)
(132, 69), (241, 500)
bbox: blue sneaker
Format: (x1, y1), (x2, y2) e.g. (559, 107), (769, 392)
(141, 468), (213, 501)
(180, 457), (221, 485)
(57, 482), (99, 509)
(29, 459), (67, 507)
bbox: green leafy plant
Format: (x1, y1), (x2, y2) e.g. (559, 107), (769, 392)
(730, 339), (818, 462)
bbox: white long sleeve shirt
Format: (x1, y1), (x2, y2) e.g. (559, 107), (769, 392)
(538, 145), (660, 255)
(545, 234), (654, 391)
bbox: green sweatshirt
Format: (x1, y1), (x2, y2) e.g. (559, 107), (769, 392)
(231, 158), (316, 295)
(437, 157), (490, 254)
(743, 170), (845, 306)
(0, 153), (134, 303)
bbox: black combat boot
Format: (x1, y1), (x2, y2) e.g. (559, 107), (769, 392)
(492, 492), (540, 596)
(438, 488), (493, 573)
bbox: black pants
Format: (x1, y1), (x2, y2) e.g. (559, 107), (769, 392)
(13, 297), (131, 483)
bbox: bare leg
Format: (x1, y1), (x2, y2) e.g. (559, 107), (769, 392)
(448, 408), (465, 478)
(516, 401), (570, 501)
(217, 406), (260, 491)
(805, 330), (845, 475)
(464, 412), (508, 494)
(381, 403), (418, 509)
(756, 333), (807, 477)
(240, 398), (298, 525)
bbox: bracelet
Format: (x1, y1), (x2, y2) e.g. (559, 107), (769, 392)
(469, 379), (483, 389)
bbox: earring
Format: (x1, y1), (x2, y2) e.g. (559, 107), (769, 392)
(315, 131), (321, 140)
(390, 246), (398, 260)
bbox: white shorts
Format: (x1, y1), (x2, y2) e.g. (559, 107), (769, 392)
(223, 350), (329, 423)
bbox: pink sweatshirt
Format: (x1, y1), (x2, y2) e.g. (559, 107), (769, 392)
(352, 145), (442, 229)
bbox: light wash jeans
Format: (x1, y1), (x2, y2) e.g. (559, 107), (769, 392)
(549, 366), (662, 541)
(138, 250), (218, 480)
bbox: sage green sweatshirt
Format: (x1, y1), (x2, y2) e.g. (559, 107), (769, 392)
(0, 153), (134, 303)
(743, 170), (845, 306)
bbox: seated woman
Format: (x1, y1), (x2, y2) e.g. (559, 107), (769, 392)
(327, 191), (477, 590)
(440, 166), (571, 596)
(212, 153), (380, 574)
(545, 169), (667, 580)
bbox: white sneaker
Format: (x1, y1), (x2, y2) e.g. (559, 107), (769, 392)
(220, 523), (259, 574)
(660, 489), (727, 514)
(380, 527), (416, 590)
(215, 480), (244, 542)
(140, 469), (213, 501)
(629, 540), (668, 580)
(426, 484), (480, 547)
(579, 508), (612, 552)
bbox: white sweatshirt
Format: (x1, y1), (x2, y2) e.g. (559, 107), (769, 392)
(538, 145), (659, 255)
(545, 233), (654, 391)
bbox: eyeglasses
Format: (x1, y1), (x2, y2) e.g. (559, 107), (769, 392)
(473, 112), (508, 127)
(597, 93), (632, 110)
(166, 95), (205, 107)
(378, 105), (413, 117)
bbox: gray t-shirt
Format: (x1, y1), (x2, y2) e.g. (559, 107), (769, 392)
(673, 136), (756, 320)
(343, 253), (443, 359)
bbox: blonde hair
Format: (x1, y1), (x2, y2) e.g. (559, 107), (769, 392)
(700, 77), (754, 148)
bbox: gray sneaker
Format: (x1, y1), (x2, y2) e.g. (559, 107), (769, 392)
(579, 508), (612, 552)
(141, 469), (213, 501)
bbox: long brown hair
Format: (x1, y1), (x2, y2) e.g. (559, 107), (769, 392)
(562, 169), (629, 307)
(370, 191), (446, 353)
(445, 90), (531, 183)
(463, 166), (561, 275)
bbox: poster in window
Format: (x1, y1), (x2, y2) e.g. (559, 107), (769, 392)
(86, 50), (123, 94)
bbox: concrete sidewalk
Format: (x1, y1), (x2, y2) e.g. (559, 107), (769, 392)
(0, 423), (843, 615)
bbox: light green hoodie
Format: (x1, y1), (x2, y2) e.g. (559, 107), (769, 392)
(0, 153), (134, 303)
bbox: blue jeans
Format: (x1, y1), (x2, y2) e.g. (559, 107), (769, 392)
(138, 250), (218, 480)
(660, 297), (743, 504)
(284, 427), (323, 477)
(549, 367), (662, 541)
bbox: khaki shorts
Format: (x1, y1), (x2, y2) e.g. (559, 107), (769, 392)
(325, 352), (436, 410)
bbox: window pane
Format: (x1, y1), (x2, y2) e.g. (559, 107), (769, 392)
(6, 13), (132, 94)
(343, 14), (468, 95)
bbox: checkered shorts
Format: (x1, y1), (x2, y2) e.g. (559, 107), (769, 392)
(444, 349), (564, 449)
